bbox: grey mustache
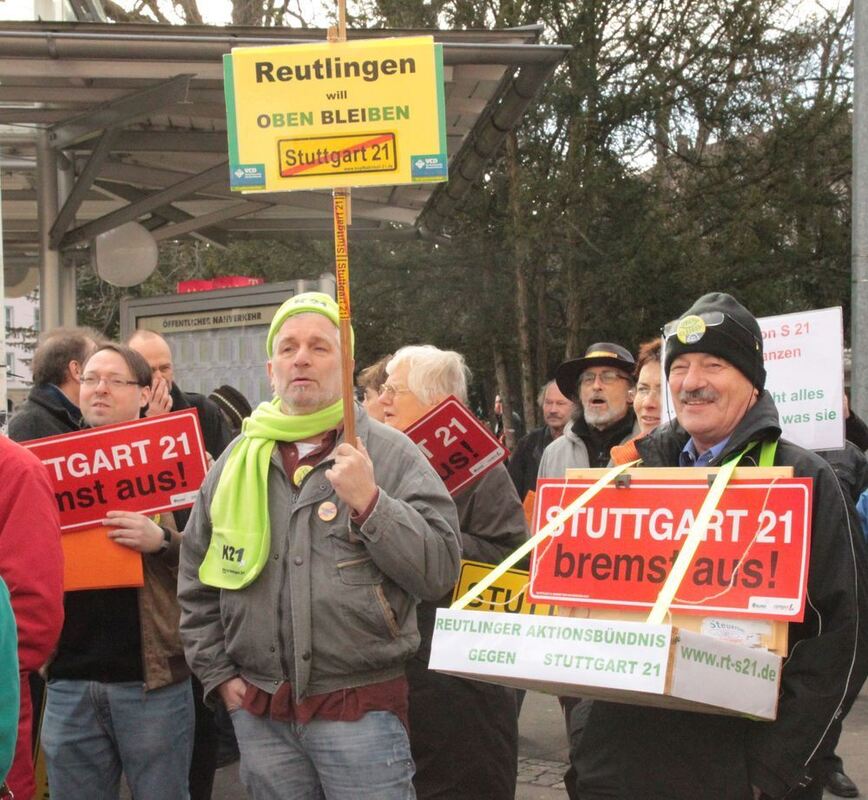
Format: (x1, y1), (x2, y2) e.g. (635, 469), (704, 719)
(679, 389), (719, 403)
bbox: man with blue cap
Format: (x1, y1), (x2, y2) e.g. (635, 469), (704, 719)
(178, 292), (460, 800)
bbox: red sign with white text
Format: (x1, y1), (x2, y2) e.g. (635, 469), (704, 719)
(24, 410), (208, 531)
(529, 476), (812, 620)
(403, 397), (507, 495)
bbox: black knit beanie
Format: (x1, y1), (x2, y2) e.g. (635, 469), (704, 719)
(664, 293), (766, 390)
(209, 384), (253, 430)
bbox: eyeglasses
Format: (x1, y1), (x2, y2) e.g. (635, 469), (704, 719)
(379, 382), (412, 398)
(81, 375), (142, 389)
(578, 370), (629, 386)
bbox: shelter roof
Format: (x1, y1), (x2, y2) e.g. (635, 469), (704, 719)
(0, 20), (567, 273)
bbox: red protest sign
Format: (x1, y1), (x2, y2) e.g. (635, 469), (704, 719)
(403, 397), (507, 495)
(529, 475), (812, 621)
(24, 410), (208, 531)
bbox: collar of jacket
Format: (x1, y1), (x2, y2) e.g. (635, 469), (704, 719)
(570, 406), (637, 444)
(636, 390), (782, 468)
(168, 382), (192, 410)
(271, 403), (373, 508)
(32, 382), (81, 421)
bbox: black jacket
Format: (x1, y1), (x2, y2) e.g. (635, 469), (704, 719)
(507, 425), (553, 500)
(168, 383), (231, 461)
(7, 384), (81, 442)
(166, 383), (232, 531)
(818, 442), (868, 503)
(575, 392), (868, 800)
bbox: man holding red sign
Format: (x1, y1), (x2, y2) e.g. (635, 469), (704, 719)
(40, 344), (193, 800)
(573, 293), (867, 800)
(178, 294), (460, 800)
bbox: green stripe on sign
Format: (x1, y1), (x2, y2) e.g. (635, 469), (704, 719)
(223, 53), (240, 165)
(434, 44), (447, 158)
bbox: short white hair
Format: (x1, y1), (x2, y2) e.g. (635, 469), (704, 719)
(387, 345), (470, 406)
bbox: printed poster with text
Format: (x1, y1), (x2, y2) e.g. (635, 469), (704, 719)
(758, 307), (845, 451)
(24, 410), (208, 591)
(224, 36), (447, 191)
(660, 306), (844, 451)
(529, 475), (812, 621)
(24, 409), (208, 531)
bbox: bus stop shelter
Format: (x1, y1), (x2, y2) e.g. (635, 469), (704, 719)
(0, 20), (568, 330)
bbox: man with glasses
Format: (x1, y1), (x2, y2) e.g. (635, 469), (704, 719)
(572, 293), (867, 800)
(538, 342), (639, 480)
(41, 344), (194, 800)
(537, 343), (639, 800)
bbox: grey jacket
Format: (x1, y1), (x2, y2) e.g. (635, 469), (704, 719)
(537, 413), (639, 478)
(178, 404), (461, 703)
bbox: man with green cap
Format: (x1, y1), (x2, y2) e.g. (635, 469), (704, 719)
(178, 292), (461, 800)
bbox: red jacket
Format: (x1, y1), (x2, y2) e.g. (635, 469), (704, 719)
(0, 436), (64, 798)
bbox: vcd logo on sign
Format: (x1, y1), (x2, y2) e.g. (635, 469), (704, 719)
(411, 154), (447, 181)
(231, 164), (266, 189)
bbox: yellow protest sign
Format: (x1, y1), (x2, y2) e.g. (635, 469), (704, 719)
(224, 36), (447, 191)
(452, 560), (557, 617)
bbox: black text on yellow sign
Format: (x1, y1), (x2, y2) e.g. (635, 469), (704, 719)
(278, 132), (397, 179)
(453, 560), (557, 617)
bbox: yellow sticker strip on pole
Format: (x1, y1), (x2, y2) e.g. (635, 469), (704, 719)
(451, 461), (638, 611)
(333, 188), (355, 443)
(645, 457), (741, 625)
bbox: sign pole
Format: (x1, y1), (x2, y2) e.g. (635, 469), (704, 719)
(329, 2), (355, 443)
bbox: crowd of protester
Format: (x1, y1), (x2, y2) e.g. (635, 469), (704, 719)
(0, 289), (866, 800)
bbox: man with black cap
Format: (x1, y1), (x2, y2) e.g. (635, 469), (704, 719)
(538, 342), (639, 479)
(572, 292), (867, 800)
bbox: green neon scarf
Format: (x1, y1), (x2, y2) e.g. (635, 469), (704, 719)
(199, 397), (344, 589)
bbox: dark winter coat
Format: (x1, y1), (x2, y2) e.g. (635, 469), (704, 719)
(7, 383), (81, 442)
(574, 391), (868, 800)
(409, 464), (527, 800)
(507, 425), (554, 500)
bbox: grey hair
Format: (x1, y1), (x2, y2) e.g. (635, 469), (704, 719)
(387, 345), (470, 406)
(537, 380), (555, 408)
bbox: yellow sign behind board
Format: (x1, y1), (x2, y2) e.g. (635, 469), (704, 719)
(224, 37), (447, 192)
(452, 560), (557, 617)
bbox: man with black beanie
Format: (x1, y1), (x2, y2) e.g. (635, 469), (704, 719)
(572, 292), (868, 800)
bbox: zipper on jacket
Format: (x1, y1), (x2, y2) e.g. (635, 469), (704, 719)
(274, 490), (298, 687)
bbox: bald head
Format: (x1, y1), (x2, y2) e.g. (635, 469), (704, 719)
(127, 330), (174, 389)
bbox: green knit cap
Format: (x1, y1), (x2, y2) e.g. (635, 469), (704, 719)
(266, 291), (354, 357)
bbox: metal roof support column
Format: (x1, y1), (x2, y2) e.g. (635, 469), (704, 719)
(57, 154), (77, 326)
(37, 130), (61, 331)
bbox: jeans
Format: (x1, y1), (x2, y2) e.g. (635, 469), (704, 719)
(230, 708), (416, 800)
(41, 678), (194, 800)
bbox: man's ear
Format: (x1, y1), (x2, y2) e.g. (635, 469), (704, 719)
(68, 359), (83, 382)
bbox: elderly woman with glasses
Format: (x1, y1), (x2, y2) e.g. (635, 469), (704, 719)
(378, 345), (527, 800)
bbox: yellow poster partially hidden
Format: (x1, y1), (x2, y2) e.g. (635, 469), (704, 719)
(224, 36), (447, 192)
(452, 560), (557, 617)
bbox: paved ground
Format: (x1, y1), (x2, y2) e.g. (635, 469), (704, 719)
(209, 687), (868, 799)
